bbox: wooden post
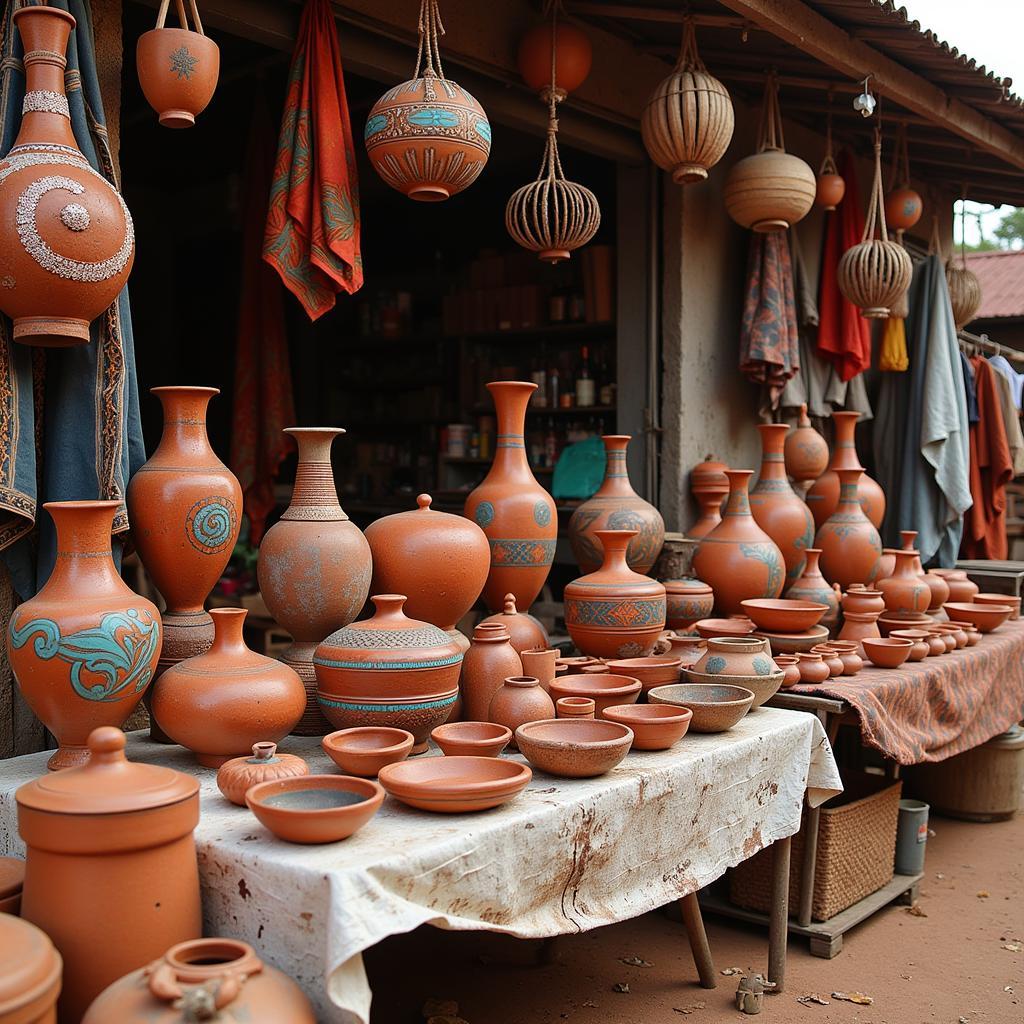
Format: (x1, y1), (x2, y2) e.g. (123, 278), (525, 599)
(679, 891), (717, 989)
(768, 836), (792, 992)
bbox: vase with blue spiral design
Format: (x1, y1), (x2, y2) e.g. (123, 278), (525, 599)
(814, 467), (883, 589)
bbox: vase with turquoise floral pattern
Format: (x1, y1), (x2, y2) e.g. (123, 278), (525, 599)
(815, 468), (883, 589)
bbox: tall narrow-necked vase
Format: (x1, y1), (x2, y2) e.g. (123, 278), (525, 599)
(465, 381), (557, 612)
(876, 548), (930, 621)
(900, 529), (949, 612)
(784, 548), (840, 631)
(7, 501), (162, 770)
(814, 468), (883, 588)
(806, 411), (885, 528)
(257, 428), (372, 735)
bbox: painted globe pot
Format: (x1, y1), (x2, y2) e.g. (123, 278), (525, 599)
(663, 578), (714, 634)
(136, 24), (220, 129)
(814, 469), (883, 588)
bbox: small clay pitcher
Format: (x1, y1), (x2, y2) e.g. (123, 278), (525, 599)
(796, 652), (830, 684)
(479, 593), (549, 654)
(520, 648), (559, 691)
(460, 623), (523, 724)
(556, 696), (595, 719)
(488, 676), (556, 747)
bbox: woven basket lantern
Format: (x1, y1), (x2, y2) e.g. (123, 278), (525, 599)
(640, 17), (734, 185)
(945, 199), (983, 329)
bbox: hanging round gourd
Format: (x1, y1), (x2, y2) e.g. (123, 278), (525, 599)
(365, 0), (491, 201)
(946, 193), (982, 329)
(884, 122), (923, 233)
(517, 1), (591, 101)
(724, 71), (815, 231)
(837, 129), (913, 318)
(640, 16), (734, 185)
(815, 102), (845, 210)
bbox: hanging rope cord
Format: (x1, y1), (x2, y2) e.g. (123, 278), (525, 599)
(413, 0), (446, 79)
(758, 70), (785, 153)
(862, 128), (891, 244)
(536, 0), (566, 185)
(820, 94), (838, 175)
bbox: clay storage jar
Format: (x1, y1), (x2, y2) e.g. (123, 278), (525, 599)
(838, 610), (882, 651)
(314, 595), (463, 753)
(814, 468), (883, 589)
(82, 937), (315, 1024)
(216, 742), (309, 807)
(876, 549), (930, 622)
(7, 501), (162, 771)
(151, 608), (305, 768)
(692, 470), (786, 616)
(899, 530), (950, 613)
(806, 411), (885, 529)
(464, 381), (557, 613)
(460, 622), (523, 723)
(796, 651), (830, 684)
(930, 569), (979, 604)
(0, 912), (62, 1024)
(663, 578), (715, 634)
(688, 456), (729, 539)
(17, 727), (201, 1023)
(784, 405), (829, 485)
(479, 593), (549, 654)
(257, 428), (372, 734)
(784, 548), (840, 631)
(569, 435), (665, 574)
(488, 676), (555, 748)
(564, 529), (667, 659)
(842, 585), (886, 616)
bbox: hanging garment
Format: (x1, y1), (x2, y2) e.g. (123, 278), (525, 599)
(263, 0), (363, 319)
(989, 354), (1024, 409)
(878, 316), (909, 372)
(990, 367), (1024, 477)
(960, 351), (980, 425)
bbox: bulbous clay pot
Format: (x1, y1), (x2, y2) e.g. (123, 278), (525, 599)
(82, 937), (315, 1024)
(750, 423), (815, 584)
(774, 654), (801, 687)
(520, 647), (558, 691)
(460, 623), (523, 723)
(930, 569), (979, 604)
(885, 187), (923, 232)
(663, 577), (715, 634)
(465, 382), (557, 612)
(216, 742), (309, 807)
(898, 529), (949, 612)
(814, 469), (883, 588)
(842, 585), (885, 616)
(806, 411), (886, 528)
(7, 501), (161, 771)
(827, 640), (864, 675)
(815, 172), (845, 211)
(569, 434), (665, 574)
(479, 593), (549, 654)
(152, 608), (305, 768)
(564, 530), (666, 659)
(665, 634), (706, 668)
(257, 428), (372, 735)
(784, 404), (829, 482)
(811, 644), (844, 678)
(691, 636), (777, 678)
(488, 675), (555, 747)
(838, 610), (882, 652)
(692, 470), (786, 616)
(890, 629), (931, 662)
(688, 456), (729, 539)
(796, 651), (830, 684)
(517, 19), (592, 98)
(926, 625), (957, 653)
(0, 910), (62, 1023)
(877, 549), (930, 619)
(0, 5), (134, 347)
(784, 548), (840, 631)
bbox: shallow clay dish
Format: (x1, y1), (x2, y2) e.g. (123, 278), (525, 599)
(685, 667), (783, 709)
(548, 674), (642, 717)
(754, 623), (830, 654)
(515, 718), (633, 777)
(246, 775), (384, 844)
(601, 703), (693, 750)
(861, 637), (913, 669)
(943, 601), (1012, 633)
(430, 721), (512, 758)
(694, 617), (755, 639)
(647, 683), (754, 733)
(605, 656), (681, 692)
(975, 592), (1021, 620)
(740, 598), (828, 633)
(378, 755), (532, 813)
(322, 728), (414, 777)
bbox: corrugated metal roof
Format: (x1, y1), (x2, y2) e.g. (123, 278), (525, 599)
(966, 250), (1024, 320)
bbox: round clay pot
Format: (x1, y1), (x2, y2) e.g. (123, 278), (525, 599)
(815, 172), (846, 211)
(806, 411), (886, 528)
(930, 569), (979, 604)
(665, 634), (707, 667)
(889, 630), (931, 662)
(555, 696), (595, 719)
(885, 187), (923, 232)
(464, 381), (556, 612)
(796, 652), (830, 684)
(811, 644), (844, 678)
(925, 625), (956, 654)
(216, 742), (309, 806)
(321, 727), (415, 777)
(460, 623), (523, 724)
(814, 468), (883, 588)
(826, 640), (864, 675)
(724, 148), (816, 231)
(7, 501), (162, 771)
(861, 637), (913, 669)
(548, 673), (642, 718)
(939, 623), (969, 649)
(0, 912), (61, 1024)
(488, 675), (556, 747)
(842, 586), (886, 616)
(773, 654), (801, 687)
(430, 721), (512, 757)
(948, 621), (981, 646)
(784, 404), (830, 482)
(663, 577), (715, 633)
(921, 630), (948, 656)
(784, 548), (840, 630)
(690, 636), (777, 679)
(688, 456), (729, 539)
(479, 593), (549, 654)
(877, 549), (931, 618)
(517, 19), (591, 97)
(837, 610), (882, 650)
(601, 703), (692, 750)
(246, 774), (384, 844)
(520, 647), (559, 691)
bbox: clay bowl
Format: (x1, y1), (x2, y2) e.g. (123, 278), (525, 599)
(601, 703), (693, 751)
(753, 623), (829, 655)
(548, 674), (642, 717)
(377, 756), (532, 813)
(604, 656), (681, 692)
(322, 727), (414, 777)
(740, 598), (828, 633)
(514, 718), (633, 778)
(889, 629), (931, 662)
(647, 683), (754, 733)
(975, 592), (1021, 620)
(695, 617), (755, 639)
(246, 775), (384, 844)
(943, 601), (1012, 633)
(861, 637), (913, 669)
(430, 721), (512, 758)
(684, 667), (782, 709)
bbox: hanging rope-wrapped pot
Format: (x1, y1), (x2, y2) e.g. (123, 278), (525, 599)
(884, 122), (923, 233)
(946, 195), (982, 329)
(815, 105), (844, 210)
(641, 16), (734, 185)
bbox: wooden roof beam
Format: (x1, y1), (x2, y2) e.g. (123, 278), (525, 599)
(564, 3), (748, 30)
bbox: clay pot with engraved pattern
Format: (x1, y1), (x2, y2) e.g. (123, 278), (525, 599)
(806, 411), (886, 528)
(814, 468), (883, 588)
(663, 578), (715, 634)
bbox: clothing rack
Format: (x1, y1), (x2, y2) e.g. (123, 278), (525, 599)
(958, 329), (1024, 366)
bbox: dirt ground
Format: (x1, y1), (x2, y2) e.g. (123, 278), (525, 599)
(365, 809), (1023, 1024)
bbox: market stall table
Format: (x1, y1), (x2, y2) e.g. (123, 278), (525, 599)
(0, 708), (839, 1024)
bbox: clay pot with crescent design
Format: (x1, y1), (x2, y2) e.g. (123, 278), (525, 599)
(806, 411), (886, 528)
(814, 468), (883, 589)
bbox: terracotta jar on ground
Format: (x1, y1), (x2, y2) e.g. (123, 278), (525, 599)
(692, 470), (786, 616)
(564, 530), (666, 659)
(796, 652), (830, 684)
(0, 911), (62, 1023)
(461, 623), (523, 723)
(663, 577), (715, 634)
(688, 456), (729, 539)
(151, 608), (305, 768)
(520, 648), (558, 691)
(82, 937), (315, 1024)
(216, 742), (309, 807)
(877, 549), (930, 620)
(17, 727), (200, 1023)
(479, 593), (549, 654)
(930, 569), (979, 604)
(464, 381), (557, 612)
(805, 411), (886, 528)
(784, 548), (840, 631)
(784, 404), (829, 485)
(814, 468), (883, 588)
(569, 435), (665, 574)
(314, 595), (463, 752)
(842, 586), (886, 616)
(838, 610), (882, 650)
(7, 501), (161, 771)
(750, 423), (815, 584)
(488, 675), (555, 748)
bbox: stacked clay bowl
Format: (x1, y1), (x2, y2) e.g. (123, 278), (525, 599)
(686, 636), (783, 708)
(740, 598), (828, 633)
(973, 593), (1020, 621)
(753, 623), (829, 655)
(515, 718), (633, 777)
(943, 601), (1012, 633)
(861, 637), (913, 669)
(548, 673), (641, 717)
(601, 703), (692, 750)
(648, 683), (754, 732)
(605, 656), (681, 694)
(695, 617), (755, 639)
(321, 728), (414, 777)
(377, 756), (532, 813)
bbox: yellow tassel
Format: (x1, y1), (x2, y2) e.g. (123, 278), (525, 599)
(879, 315), (909, 372)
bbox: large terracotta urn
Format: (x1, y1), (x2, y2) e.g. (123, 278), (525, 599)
(460, 622), (523, 724)
(464, 381), (557, 612)
(784, 548), (840, 631)
(564, 530), (666, 659)
(688, 456), (729, 539)
(692, 470), (786, 616)
(784, 404), (829, 484)
(750, 423), (815, 584)
(7, 501), (161, 771)
(0, 5), (134, 346)
(814, 468), (883, 588)
(876, 549), (930, 620)
(569, 434), (664, 574)
(257, 428), (372, 735)
(806, 411), (885, 528)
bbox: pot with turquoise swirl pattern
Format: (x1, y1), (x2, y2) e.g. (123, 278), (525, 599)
(464, 381), (557, 613)
(814, 467), (883, 589)
(7, 501), (162, 770)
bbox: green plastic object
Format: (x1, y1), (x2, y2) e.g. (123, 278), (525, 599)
(552, 435), (605, 500)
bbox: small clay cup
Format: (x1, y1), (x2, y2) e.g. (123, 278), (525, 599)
(601, 703), (693, 750)
(889, 629), (930, 662)
(430, 721), (512, 757)
(861, 637), (913, 669)
(556, 696), (596, 719)
(321, 728), (415, 777)
(246, 775), (384, 843)
(520, 648), (559, 690)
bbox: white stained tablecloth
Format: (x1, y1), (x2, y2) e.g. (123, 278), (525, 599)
(0, 708), (840, 1024)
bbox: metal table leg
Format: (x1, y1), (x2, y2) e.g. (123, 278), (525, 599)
(680, 891), (717, 989)
(768, 835), (791, 992)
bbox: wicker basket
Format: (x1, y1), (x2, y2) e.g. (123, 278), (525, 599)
(730, 773), (901, 922)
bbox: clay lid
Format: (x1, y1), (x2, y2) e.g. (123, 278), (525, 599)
(662, 577), (713, 596)
(17, 727), (198, 816)
(0, 857), (24, 900)
(0, 913), (62, 1017)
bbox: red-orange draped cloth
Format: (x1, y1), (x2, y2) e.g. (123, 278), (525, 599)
(817, 150), (871, 381)
(263, 0), (363, 319)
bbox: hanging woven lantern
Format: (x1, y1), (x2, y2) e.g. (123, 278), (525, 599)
(640, 16), (734, 185)
(884, 122), (923, 232)
(365, 0), (490, 201)
(837, 130), (912, 318)
(945, 194), (983, 329)
(815, 104), (845, 210)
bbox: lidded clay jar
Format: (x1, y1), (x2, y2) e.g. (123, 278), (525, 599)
(216, 742), (310, 807)
(488, 676), (555, 747)
(479, 593), (549, 654)
(17, 727), (200, 1023)
(0, 911), (62, 1024)
(663, 578), (715, 634)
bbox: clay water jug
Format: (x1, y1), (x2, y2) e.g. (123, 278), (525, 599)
(464, 382), (557, 612)
(806, 411), (886, 528)
(460, 622), (523, 723)
(688, 456), (729, 539)
(569, 434), (665, 573)
(784, 404), (829, 484)
(479, 593), (549, 654)
(877, 549), (930, 620)
(784, 548), (840, 631)
(488, 675), (555, 747)
(7, 501), (161, 771)
(257, 428), (372, 734)
(692, 470), (786, 616)
(899, 529), (950, 612)
(815, 468), (883, 588)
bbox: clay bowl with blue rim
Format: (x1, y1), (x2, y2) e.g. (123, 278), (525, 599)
(321, 727), (414, 777)
(943, 601), (1013, 634)
(647, 683), (754, 732)
(601, 703), (693, 750)
(548, 673), (641, 717)
(515, 718), (634, 777)
(246, 774), (384, 844)
(740, 598), (828, 633)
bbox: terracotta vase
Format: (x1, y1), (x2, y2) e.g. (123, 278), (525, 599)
(460, 623), (523, 724)
(488, 675), (555, 747)
(784, 548), (840, 631)
(877, 549), (930, 620)
(750, 423), (815, 584)
(806, 411), (886, 528)
(930, 569), (979, 604)
(257, 428), (372, 735)
(899, 530), (950, 612)
(151, 608), (305, 768)
(7, 501), (161, 771)
(313, 595), (463, 752)
(841, 586), (885, 616)
(688, 456), (729, 539)
(564, 530), (666, 659)
(17, 727), (200, 1022)
(796, 651), (830, 684)
(216, 742), (309, 807)
(663, 577), (715, 633)
(465, 382), (557, 612)
(814, 468), (883, 588)
(569, 435), (665, 574)
(82, 937), (315, 1024)
(520, 647), (558, 691)
(0, 908), (62, 1023)
(0, 5), (134, 346)
(478, 592), (549, 654)
(692, 470), (786, 616)
(784, 405), (830, 483)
